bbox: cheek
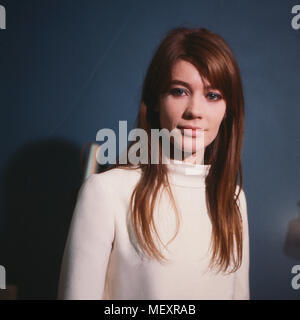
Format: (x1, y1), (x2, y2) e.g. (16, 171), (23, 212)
(159, 101), (182, 130)
(206, 104), (226, 142)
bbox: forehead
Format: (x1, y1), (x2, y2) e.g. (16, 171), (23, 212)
(171, 59), (211, 88)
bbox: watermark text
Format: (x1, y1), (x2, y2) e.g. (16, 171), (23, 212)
(291, 265), (300, 290)
(0, 5), (6, 30)
(0, 265), (6, 290)
(291, 5), (300, 30)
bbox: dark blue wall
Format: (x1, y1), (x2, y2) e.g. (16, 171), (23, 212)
(0, 0), (299, 299)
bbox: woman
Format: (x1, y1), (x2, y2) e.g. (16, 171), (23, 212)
(58, 26), (250, 300)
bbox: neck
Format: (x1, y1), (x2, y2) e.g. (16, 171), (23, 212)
(165, 146), (205, 165)
(163, 153), (211, 188)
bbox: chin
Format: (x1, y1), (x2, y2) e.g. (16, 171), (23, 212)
(172, 136), (205, 155)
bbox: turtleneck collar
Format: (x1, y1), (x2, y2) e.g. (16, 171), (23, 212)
(163, 155), (211, 188)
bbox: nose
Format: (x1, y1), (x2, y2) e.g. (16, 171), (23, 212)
(183, 93), (206, 119)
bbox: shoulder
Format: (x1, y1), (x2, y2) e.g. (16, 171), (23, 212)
(81, 166), (142, 199)
(236, 187), (247, 206)
(72, 167), (141, 223)
(235, 186), (248, 227)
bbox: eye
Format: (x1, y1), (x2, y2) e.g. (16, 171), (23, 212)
(206, 92), (222, 101)
(170, 87), (188, 97)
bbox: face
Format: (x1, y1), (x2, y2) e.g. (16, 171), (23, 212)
(159, 59), (226, 163)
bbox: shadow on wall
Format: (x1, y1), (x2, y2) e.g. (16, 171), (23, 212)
(0, 138), (85, 299)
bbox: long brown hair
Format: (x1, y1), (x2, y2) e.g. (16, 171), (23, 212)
(102, 27), (245, 274)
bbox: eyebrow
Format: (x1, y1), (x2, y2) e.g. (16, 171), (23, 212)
(170, 79), (217, 91)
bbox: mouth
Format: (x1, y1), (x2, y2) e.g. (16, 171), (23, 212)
(177, 126), (206, 137)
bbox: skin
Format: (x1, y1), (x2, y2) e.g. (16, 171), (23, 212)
(159, 59), (227, 164)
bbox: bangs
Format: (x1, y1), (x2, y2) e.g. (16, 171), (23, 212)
(180, 53), (233, 103)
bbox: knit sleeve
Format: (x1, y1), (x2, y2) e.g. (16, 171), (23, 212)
(57, 173), (115, 300)
(232, 188), (250, 300)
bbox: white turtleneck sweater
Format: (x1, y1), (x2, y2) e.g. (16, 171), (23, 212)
(58, 160), (250, 300)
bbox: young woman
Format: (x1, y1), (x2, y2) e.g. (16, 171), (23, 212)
(58, 27), (250, 300)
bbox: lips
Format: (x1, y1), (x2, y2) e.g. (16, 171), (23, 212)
(178, 126), (205, 137)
